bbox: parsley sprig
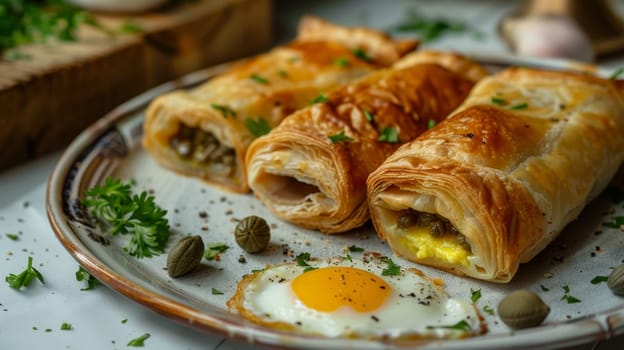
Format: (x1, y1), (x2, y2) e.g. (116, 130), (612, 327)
(82, 178), (170, 259)
(76, 266), (100, 290)
(245, 117), (271, 137)
(6, 256), (44, 289)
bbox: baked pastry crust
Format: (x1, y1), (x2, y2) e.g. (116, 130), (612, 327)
(142, 16), (417, 193)
(367, 67), (624, 282)
(245, 51), (483, 233)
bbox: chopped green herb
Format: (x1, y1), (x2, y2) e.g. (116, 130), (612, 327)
(482, 305), (495, 316)
(250, 74), (269, 84)
(351, 48), (372, 62)
(5, 256), (44, 289)
(348, 245), (364, 253)
(6, 233), (19, 241)
(364, 109), (375, 122)
(119, 22), (142, 34)
(210, 103), (236, 118)
(510, 103), (529, 110)
(328, 131), (354, 143)
(491, 97), (506, 106)
(278, 69), (288, 78)
(609, 67), (624, 80)
(540, 284), (550, 292)
(245, 117), (271, 137)
(382, 258), (401, 276)
(591, 276), (609, 284)
(309, 93), (329, 104)
(211, 288), (224, 295)
(296, 252), (312, 267)
(76, 266), (100, 291)
(378, 127), (399, 143)
(427, 320), (472, 331)
(470, 288), (481, 303)
(121, 318), (128, 324)
(22, 201), (30, 208)
(60, 322), (72, 331)
(303, 266), (318, 273)
(561, 285), (581, 304)
(393, 10), (466, 43)
(251, 269), (264, 274)
(343, 254), (353, 261)
(82, 178), (170, 258)
(333, 57), (350, 67)
(127, 333), (150, 347)
(427, 119), (436, 129)
(203, 243), (229, 261)
(0, 0), (105, 52)
(603, 216), (624, 228)
(45, 328), (52, 333)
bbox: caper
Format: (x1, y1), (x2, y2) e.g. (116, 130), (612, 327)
(607, 264), (624, 295)
(498, 290), (550, 329)
(235, 215), (271, 253)
(166, 235), (205, 278)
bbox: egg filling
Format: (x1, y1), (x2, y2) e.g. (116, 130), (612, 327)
(230, 257), (483, 339)
(396, 210), (471, 267)
(169, 123), (236, 176)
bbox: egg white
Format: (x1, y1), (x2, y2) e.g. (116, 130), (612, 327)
(227, 256), (483, 339)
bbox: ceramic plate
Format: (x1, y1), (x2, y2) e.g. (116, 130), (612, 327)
(46, 54), (624, 349)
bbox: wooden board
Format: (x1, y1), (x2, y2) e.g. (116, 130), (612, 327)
(0, 0), (273, 170)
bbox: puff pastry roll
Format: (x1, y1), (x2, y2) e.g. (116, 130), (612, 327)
(142, 16), (417, 192)
(367, 67), (624, 282)
(245, 51), (485, 233)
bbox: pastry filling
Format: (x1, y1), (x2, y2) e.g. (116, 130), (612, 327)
(396, 210), (471, 267)
(169, 124), (236, 176)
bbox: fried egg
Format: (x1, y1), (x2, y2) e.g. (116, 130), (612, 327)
(227, 255), (484, 339)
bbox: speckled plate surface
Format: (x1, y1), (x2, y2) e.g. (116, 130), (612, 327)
(46, 54), (624, 350)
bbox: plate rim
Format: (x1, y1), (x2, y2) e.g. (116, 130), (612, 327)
(45, 52), (624, 350)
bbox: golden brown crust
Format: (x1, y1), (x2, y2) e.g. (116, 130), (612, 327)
(393, 50), (489, 83)
(142, 18), (415, 193)
(367, 67), (624, 282)
(245, 55), (481, 233)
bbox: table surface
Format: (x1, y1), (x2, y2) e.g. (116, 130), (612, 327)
(2, 1), (624, 349)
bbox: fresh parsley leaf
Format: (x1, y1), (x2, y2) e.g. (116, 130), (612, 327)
(609, 67), (624, 80)
(561, 285), (582, 303)
(6, 233), (19, 241)
(483, 305), (495, 316)
(5, 256), (44, 289)
(491, 97), (506, 106)
(351, 48), (372, 62)
(121, 318), (128, 324)
(296, 252), (312, 266)
(83, 178), (170, 258)
(393, 10), (466, 43)
(591, 276), (609, 284)
(250, 74), (269, 84)
(427, 320), (472, 331)
(603, 216), (624, 228)
(333, 57), (350, 67)
(328, 131), (354, 143)
(210, 103), (236, 118)
(203, 243), (229, 261)
(303, 266), (318, 273)
(470, 288), (481, 303)
(427, 119), (436, 129)
(348, 245), (364, 253)
(309, 93), (328, 104)
(540, 284), (550, 292)
(382, 258), (401, 276)
(127, 333), (150, 347)
(119, 22), (142, 34)
(343, 254), (353, 261)
(245, 117), (271, 137)
(60, 322), (72, 331)
(510, 102), (529, 110)
(211, 288), (224, 295)
(76, 266), (100, 291)
(378, 127), (399, 143)
(364, 109), (375, 122)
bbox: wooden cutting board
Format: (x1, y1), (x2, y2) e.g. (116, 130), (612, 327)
(0, 0), (273, 170)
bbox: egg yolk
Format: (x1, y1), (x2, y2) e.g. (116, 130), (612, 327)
(291, 266), (392, 313)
